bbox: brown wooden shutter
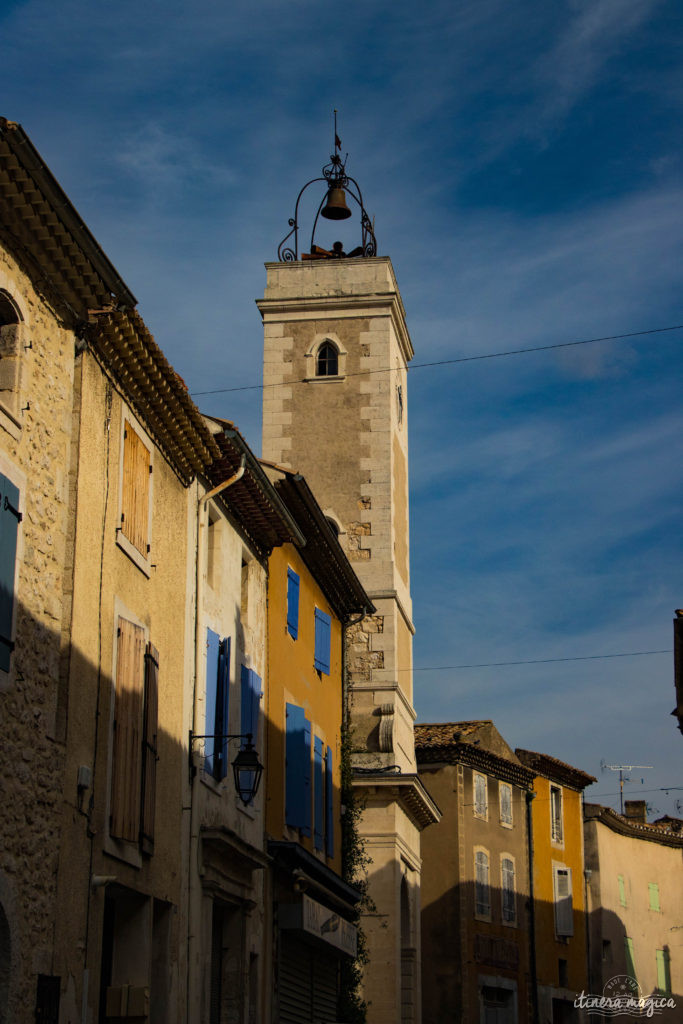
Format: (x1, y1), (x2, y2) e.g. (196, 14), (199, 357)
(110, 617), (146, 841)
(122, 424), (151, 556)
(140, 641), (159, 854)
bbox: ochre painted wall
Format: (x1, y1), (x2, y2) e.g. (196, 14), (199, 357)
(265, 542), (343, 876)
(531, 776), (588, 992)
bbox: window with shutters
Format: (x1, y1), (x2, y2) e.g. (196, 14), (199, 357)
(655, 949), (671, 995)
(240, 664), (263, 803)
(286, 567), (299, 639)
(473, 773), (488, 820)
(285, 702), (312, 836)
(617, 873), (627, 907)
(501, 856), (516, 925)
(110, 616), (159, 854)
(474, 849), (491, 919)
(499, 782), (513, 827)
(0, 469), (21, 675)
(118, 418), (153, 575)
(311, 737), (335, 857)
(314, 607), (331, 675)
(553, 865), (573, 938)
(314, 737), (324, 851)
(624, 936), (637, 981)
(204, 629), (230, 781)
(648, 882), (661, 912)
(550, 785), (564, 843)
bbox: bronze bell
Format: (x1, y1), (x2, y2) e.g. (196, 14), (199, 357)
(321, 186), (352, 220)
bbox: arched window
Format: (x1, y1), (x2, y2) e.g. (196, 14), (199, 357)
(316, 340), (338, 377)
(0, 291), (23, 419)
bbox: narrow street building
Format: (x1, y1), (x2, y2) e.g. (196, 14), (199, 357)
(515, 748), (596, 1024)
(584, 802), (683, 1007)
(416, 721), (535, 1024)
(261, 462), (372, 1023)
(186, 418), (301, 1024)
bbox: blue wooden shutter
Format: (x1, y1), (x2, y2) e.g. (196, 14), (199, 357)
(286, 703), (305, 828)
(205, 628), (221, 775)
(241, 666), (263, 744)
(0, 474), (20, 672)
(286, 568), (299, 639)
(216, 637), (230, 780)
(314, 737), (324, 850)
(302, 715), (311, 836)
(314, 609), (331, 674)
(285, 703), (311, 834)
(325, 746), (334, 858)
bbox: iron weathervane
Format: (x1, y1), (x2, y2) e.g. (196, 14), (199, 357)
(277, 112), (377, 262)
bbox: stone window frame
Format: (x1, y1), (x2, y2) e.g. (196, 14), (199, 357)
(0, 288), (27, 439)
(304, 333), (347, 382)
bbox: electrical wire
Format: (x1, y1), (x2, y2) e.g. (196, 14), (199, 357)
(411, 649), (671, 672)
(189, 324), (683, 397)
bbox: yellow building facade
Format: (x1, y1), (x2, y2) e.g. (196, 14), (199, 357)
(261, 463), (372, 1022)
(516, 749), (596, 1023)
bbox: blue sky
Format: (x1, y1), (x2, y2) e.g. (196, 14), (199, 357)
(2, 0), (682, 814)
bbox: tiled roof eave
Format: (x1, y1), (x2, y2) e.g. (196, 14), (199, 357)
(416, 742), (535, 790)
(88, 310), (220, 484)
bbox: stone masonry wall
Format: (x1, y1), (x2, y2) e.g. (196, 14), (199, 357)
(0, 242), (75, 1022)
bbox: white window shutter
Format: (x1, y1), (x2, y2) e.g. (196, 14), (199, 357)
(554, 867), (574, 936)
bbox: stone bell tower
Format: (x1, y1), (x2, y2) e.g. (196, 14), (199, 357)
(258, 136), (439, 1024)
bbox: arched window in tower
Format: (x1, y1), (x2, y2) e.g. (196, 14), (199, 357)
(0, 291), (24, 420)
(316, 340), (338, 377)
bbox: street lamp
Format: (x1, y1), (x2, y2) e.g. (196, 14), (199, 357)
(189, 731), (263, 805)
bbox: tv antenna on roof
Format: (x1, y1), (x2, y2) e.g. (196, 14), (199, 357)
(601, 762), (654, 815)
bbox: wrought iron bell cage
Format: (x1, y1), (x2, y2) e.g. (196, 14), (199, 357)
(277, 116), (377, 263)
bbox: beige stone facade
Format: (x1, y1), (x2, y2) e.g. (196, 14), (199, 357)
(0, 235), (76, 1024)
(584, 804), (683, 1007)
(417, 722), (535, 1024)
(258, 256), (439, 1024)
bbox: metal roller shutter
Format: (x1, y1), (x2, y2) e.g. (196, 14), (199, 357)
(279, 935), (339, 1023)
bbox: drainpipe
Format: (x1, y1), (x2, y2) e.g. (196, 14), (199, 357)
(186, 456), (245, 1021)
(526, 790), (540, 1024)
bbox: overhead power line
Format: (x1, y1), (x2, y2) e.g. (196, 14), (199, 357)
(190, 324), (683, 397)
(412, 649), (671, 673)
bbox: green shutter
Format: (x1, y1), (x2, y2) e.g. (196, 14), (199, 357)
(648, 882), (660, 912)
(624, 936), (637, 981)
(656, 949), (671, 995)
(618, 874), (627, 907)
